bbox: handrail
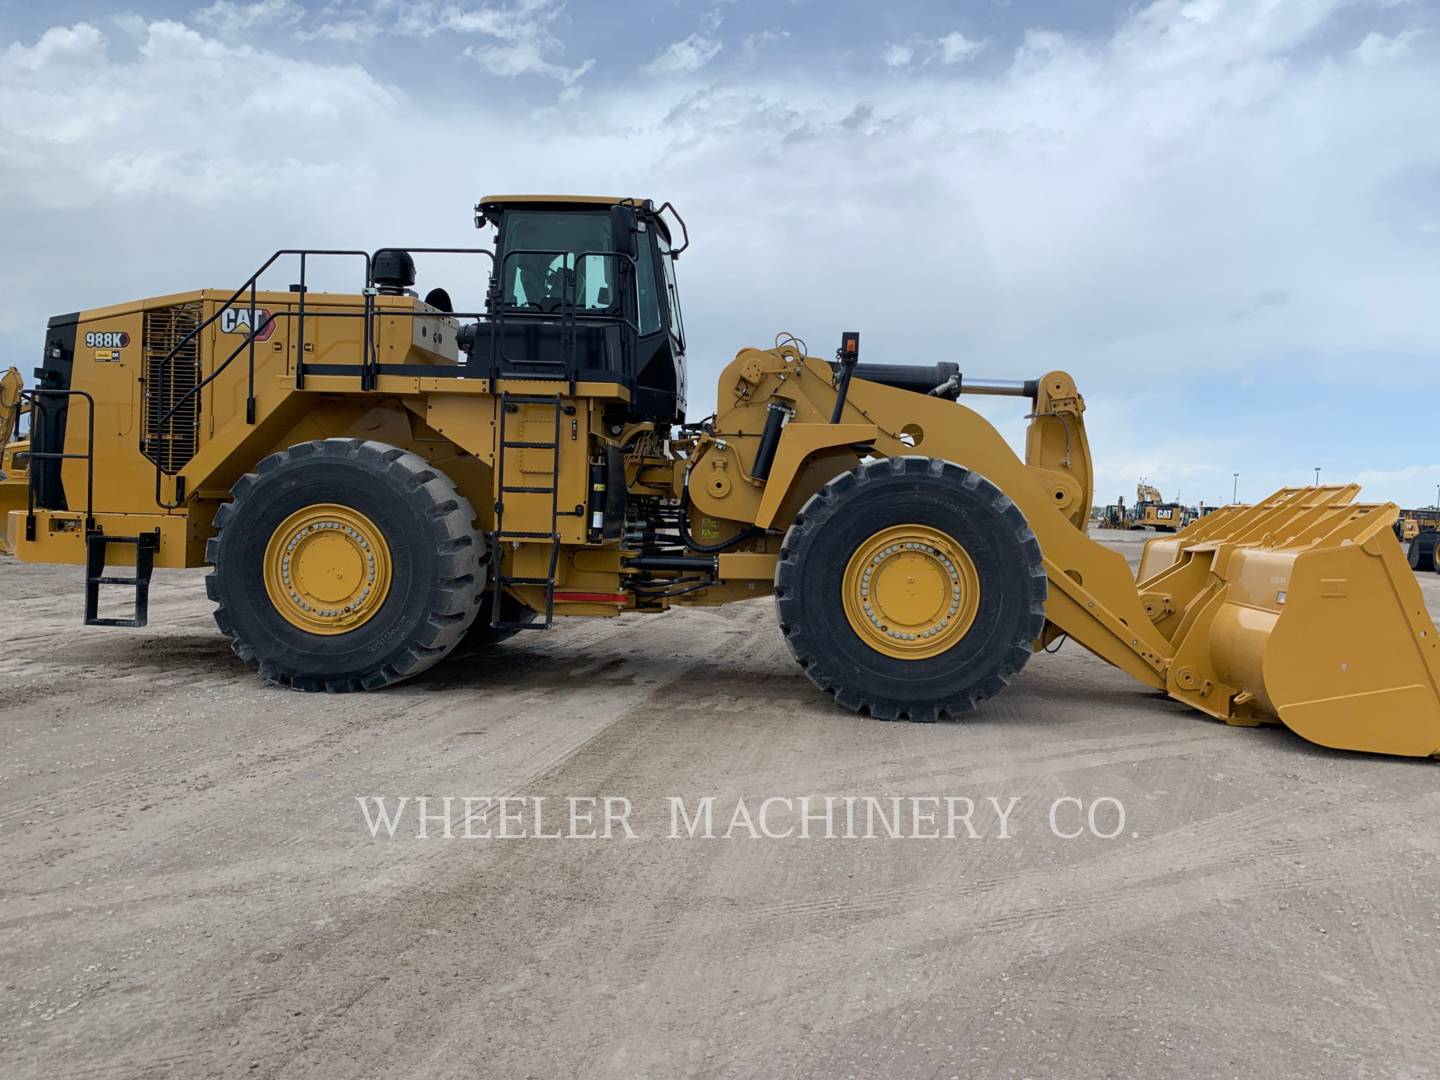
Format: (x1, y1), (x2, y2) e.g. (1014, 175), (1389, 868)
(496, 247), (640, 331)
(653, 202), (689, 258)
(147, 242), (640, 513)
(153, 249), (372, 420)
(22, 387), (95, 538)
(364, 248), (495, 385)
(492, 248), (638, 390)
(150, 249), (373, 510)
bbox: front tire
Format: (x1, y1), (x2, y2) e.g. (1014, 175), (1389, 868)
(775, 457), (1047, 721)
(206, 439), (484, 691)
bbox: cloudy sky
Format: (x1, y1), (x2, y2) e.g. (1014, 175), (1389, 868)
(1, 0), (1437, 508)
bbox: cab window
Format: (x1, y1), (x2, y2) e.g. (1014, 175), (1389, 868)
(502, 212), (616, 313)
(658, 232), (685, 349)
(636, 233), (662, 336)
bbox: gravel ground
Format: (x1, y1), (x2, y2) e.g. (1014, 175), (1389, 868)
(2, 532), (1438, 1079)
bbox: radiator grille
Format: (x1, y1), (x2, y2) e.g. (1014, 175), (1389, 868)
(141, 302), (203, 474)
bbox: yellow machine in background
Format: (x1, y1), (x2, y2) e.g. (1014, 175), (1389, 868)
(5, 195), (1439, 757)
(0, 367), (27, 555)
(1397, 508), (1440, 541)
(1097, 483), (1191, 532)
(1127, 481), (1188, 531)
(1396, 510), (1440, 571)
(1097, 502), (1127, 529)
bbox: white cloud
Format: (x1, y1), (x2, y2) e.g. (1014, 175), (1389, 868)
(463, 42), (594, 84)
(888, 31), (985, 68)
(1353, 28), (1429, 66)
(3, 1), (1440, 504)
(290, 0), (593, 84)
(3, 22), (107, 76)
(643, 33), (723, 76)
(938, 31), (984, 63)
(1354, 465), (1440, 506)
(882, 43), (914, 68)
(193, 0), (304, 37)
(743, 28), (789, 52)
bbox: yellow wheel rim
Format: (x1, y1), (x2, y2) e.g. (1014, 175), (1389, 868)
(262, 504), (392, 635)
(841, 524), (981, 660)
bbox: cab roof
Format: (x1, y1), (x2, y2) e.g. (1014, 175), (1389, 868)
(475, 194), (672, 242)
(479, 194), (653, 208)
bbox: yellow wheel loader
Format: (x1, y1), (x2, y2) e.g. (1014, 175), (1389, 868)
(5, 195), (1440, 756)
(1396, 509), (1440, 575)
(0, 367), (27, 555)
(1409, 530), (1440, 574)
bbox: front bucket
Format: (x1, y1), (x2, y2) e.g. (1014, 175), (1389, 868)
(1138, 488), (1440, 758)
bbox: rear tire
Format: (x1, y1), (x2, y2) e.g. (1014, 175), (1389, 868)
(206, 439), (484, 691)
(1409, 530), (1440, 573)
(775, 457), (1047, 721)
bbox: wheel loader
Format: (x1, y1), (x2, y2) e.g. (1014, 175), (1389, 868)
(0, 367), (27, 555)
(5, 195), (1440, 757)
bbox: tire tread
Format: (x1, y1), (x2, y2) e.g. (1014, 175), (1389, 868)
(205, 438), (483, 693)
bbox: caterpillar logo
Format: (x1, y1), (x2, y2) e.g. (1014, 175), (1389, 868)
(220, 307), (277, 343)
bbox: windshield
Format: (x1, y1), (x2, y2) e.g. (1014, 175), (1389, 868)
(502, 211), (617, 313)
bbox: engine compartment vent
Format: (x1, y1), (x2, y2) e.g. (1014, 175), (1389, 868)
(141, 302), (203, 474)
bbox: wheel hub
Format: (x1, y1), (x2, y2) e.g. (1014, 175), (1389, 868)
(263, 504), (392, 635)
(842, 524), (981, 659)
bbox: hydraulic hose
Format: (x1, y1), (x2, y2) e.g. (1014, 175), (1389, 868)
(677, 478), (765, 553)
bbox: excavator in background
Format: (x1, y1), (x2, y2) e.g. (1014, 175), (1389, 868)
(3, 195), (1439, 757)
(0, 368), (27, 554)
(1096, 483), (1192, 532)
(1127, 480), (1189, 531)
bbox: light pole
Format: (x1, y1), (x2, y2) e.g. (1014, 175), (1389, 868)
(1314, 466), (1321, 486)
(1233, 473), (1239, 504)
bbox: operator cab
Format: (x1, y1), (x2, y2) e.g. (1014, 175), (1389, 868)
(466, 195), (688, 424)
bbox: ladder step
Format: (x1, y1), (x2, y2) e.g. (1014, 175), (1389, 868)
(494, 390), (562, 631)
(83, 529), (159, 629)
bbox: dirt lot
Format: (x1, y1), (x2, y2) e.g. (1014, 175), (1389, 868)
(2, 532), (1439, 1079)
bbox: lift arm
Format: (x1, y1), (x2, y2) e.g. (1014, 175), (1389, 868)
(696, 344), (1440, 756)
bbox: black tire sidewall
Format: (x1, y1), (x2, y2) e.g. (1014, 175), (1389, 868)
(215, 457), (459, 681)
(778, 460), (1044, 713)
